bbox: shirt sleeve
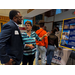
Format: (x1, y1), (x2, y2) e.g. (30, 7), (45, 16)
(35, 33), (41, 41)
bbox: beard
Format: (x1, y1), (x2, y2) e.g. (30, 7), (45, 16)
(17, 20), (22, 24)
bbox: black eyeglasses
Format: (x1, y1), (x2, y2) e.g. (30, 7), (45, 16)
(19, 16), (23, 18)
(15, 16), (23, 19)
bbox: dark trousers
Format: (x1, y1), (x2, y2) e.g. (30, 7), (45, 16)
(22, 54), (35, 65)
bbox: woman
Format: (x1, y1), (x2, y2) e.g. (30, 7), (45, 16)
(21, 21), (49, 65)
(55, 27), (61, 44)
(46, 29), (61, 65)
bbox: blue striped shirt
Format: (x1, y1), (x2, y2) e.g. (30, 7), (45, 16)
(21, 31), (41, 55)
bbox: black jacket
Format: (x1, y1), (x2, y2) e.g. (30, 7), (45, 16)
(48, 33), (58, 48)
(0, 20), (24, 64)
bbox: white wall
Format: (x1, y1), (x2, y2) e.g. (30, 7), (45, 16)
(54, 9), (75, 22)
(44, 22), (53, 32)
(44, 9), (75, 32)
(44, 16), (54, 22)
(44, 16), (53, 32)
(0, 9), (28, 17)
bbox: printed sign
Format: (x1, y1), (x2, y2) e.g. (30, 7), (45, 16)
(52, 48), (71, 65)
(59, 17), (75, 51)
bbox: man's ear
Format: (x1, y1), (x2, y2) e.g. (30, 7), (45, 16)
(13, 16), (17, 21)
(13, 16), (16, 20)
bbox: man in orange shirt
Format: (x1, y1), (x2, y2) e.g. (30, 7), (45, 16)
(35, 20), (48, 65)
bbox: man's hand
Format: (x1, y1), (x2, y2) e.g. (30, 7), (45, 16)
(5, 58), (14, 65)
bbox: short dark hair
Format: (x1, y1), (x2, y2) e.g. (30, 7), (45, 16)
(9, 10), (20, 20)
(39, 23), (44, 27)
(52, 29), (56, 34)
(56, 27), (59, 31)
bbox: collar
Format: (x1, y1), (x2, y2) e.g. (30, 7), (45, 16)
(11, 20), (19, 27)
(40, 28), (43, 29)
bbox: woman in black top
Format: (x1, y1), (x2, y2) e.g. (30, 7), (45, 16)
(46, 29), (61, 65)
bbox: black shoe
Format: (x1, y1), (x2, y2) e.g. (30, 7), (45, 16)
(46, 63), (49, 65)
(39, 58), (41, 60)
(46, 63), (51, 65)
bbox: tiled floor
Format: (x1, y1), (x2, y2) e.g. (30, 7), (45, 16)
(0, 59), (37, 65)
(2, 58), (74, 65)
(0, 59), (56, 65)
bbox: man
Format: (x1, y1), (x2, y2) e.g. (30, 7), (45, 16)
(36, 20), (48, 65)
(0, 10), (24, 65)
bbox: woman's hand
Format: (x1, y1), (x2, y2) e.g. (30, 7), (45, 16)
(29, 44), (35, 49)
(44, 32), (50, 37)
(26, 44), (34, 49)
